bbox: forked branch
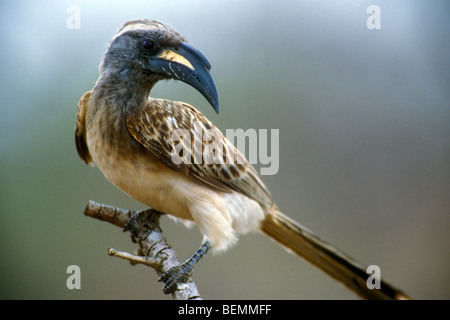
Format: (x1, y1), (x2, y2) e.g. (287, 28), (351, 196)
(83, 200), (203, 300)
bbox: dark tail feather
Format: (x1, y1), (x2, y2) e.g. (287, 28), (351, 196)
(262, 209), (411, 300)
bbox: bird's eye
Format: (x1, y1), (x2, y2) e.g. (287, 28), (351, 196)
(141, 39), (158, 53)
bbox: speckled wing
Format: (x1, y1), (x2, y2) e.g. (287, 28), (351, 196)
(126, 98), (274, 208)
(75, 91), (93, 165)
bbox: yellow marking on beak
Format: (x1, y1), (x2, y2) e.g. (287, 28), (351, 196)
(157, 50), (194, 70)
(168, 62), (180, 79)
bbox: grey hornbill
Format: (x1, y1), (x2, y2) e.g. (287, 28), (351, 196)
(75, 19), (410, 299)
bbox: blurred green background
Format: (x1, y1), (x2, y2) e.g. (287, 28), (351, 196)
(0, 0), (448, 299)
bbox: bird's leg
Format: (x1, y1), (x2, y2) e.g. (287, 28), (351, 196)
(123, 208), (163, 243)
(159, 241), (211, 294)
(124, 209), (209, 294)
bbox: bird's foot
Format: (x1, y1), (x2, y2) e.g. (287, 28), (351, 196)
(123, 209), (162, 243)
(159, 263), (193, 294)
(159, 241), (211, 294)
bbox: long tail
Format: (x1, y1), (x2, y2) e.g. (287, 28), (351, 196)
(262, 209), (411, 300)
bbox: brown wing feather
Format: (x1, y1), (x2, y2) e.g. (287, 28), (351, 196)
(126, 98), (274, 207)
(75, 91), (93, 165)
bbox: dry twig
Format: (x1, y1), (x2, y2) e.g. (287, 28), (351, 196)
(83, 200), (203, 300)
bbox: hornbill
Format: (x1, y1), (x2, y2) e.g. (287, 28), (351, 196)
(75, 19), (409, 299)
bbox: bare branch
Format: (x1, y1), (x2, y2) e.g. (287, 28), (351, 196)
(83, 200), (133, 227)
(84, 200), (203, 300)
(107, 248), (160, 268)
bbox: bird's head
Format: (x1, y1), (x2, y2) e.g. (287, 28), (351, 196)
(101, 19), (219, 113)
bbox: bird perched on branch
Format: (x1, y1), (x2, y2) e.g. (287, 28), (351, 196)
(75, 19), (409, 299)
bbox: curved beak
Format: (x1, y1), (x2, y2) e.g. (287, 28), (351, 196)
(148, 42), (219, 113)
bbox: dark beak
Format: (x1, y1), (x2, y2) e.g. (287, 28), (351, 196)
(149, 42), (219, 113)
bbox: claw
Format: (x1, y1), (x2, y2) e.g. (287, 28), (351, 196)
(123, 209), (162, 242)
(123, 212), (141, 243)
(158, 241), (211, 294)
(159, 264), (192, 294)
